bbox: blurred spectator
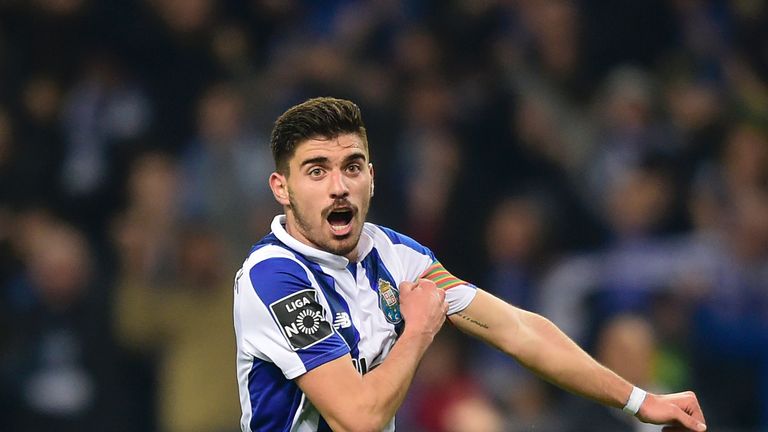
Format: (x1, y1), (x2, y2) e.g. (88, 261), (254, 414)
(210, 22), (253, 78)
(604, 161), (674, 236)
(662, 76), (725, 178)
(179, 81), (278, 260)
(589, 160), (681, 336)
(149, 0), (214, 35)
(59, 52), (152, 233)
(393, 26), (443, 79)
(685, 190), (768, 430)
(114, 224), (240, 432)
(399, 126), (461, 250)
(561, 314), (664, 432)
(1, 213), (119, 431)
(586, 66), (670, 205)
(483, 194), (551, 309)
(720, 122), (768, 195)
(11, 74), (67, 207)
(112, 152), (181, 287)
(515, 0), (588, 98)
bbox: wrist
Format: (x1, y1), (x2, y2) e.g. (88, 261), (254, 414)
(622, 386), (648, 416)
(400, 326), (435, 347)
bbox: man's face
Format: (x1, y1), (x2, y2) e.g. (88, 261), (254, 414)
(270, 133), (374, 260)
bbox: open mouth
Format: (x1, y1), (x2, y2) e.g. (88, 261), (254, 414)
(327, 208), (354, 235)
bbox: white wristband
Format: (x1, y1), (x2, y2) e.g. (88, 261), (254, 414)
(622, 386), (647, 415)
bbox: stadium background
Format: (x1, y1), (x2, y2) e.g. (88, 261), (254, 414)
(1, 0), (767, 431)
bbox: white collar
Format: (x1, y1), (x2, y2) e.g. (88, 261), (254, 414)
(271, 215), (374, 270)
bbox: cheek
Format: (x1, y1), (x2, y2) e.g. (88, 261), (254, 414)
(289, 181), (315, 201)
(351, 177), (372, 195)
(291, 186), (323, 215)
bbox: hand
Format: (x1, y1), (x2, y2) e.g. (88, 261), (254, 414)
(398, 279), (448, 340)
(636, 391), (707, 432)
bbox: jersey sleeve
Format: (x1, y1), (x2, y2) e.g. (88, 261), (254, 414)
(234, 255), (350, 380)
(375, 226), (477, 315)
(418, 260), (477, 315)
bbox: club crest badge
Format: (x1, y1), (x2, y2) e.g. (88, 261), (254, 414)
(377, 278), (402, 324)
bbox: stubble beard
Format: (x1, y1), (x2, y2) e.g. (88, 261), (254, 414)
(288, 193), (369, 258)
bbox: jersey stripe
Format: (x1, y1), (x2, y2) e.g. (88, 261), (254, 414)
(247, 359), (303, 432)
(361, 248), (397, 293)
(296, 256), (362, 358)
(362, 248), (405, 334)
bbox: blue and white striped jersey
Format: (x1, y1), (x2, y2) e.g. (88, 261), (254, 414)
(233, 215), (477, 432)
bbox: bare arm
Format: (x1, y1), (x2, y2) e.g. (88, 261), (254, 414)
(449, 289), (707, 431)
(295, 279), (447, 432)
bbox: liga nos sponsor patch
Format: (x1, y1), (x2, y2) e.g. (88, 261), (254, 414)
(270, 289), (334, 350)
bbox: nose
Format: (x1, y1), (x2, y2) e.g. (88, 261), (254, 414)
(329, 170), (350, 199)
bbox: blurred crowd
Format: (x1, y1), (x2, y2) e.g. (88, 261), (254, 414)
(1, 0), (767, 431)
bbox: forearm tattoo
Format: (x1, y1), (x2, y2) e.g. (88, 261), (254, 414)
(456, 312), (489, 329)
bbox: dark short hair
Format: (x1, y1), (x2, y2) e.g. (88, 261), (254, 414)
(270, 97), (368, 174)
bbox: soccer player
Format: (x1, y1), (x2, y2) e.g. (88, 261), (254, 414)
(233, 97), (707, 432)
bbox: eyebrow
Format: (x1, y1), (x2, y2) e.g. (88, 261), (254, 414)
(299, 152), (367, 168)
(299, 156), (330, 168)
(344, 152), (367, 164)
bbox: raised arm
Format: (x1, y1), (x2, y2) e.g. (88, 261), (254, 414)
(449, 289), (707, 432)
(295, 279), (448, 432)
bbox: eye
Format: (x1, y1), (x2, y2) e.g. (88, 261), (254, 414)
(309, 167), (325, 177)
(346, 164), (361, 174)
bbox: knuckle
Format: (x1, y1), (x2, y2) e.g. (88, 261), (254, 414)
(419, 278), (437, 288)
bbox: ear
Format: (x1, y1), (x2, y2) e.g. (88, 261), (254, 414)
(269, 172), (291, 206)
(369, 163), (375, 197)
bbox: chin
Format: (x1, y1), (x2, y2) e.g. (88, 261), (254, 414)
(326, 239), (355, 257)
(327, 231), (362, 257)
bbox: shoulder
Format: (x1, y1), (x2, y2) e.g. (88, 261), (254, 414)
(238, 243), (315, 303)
(241, 233), (311, 282)
(364, 223), (434, 258)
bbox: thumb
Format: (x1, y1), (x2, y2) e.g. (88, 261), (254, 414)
(673, 406), (706, 431)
